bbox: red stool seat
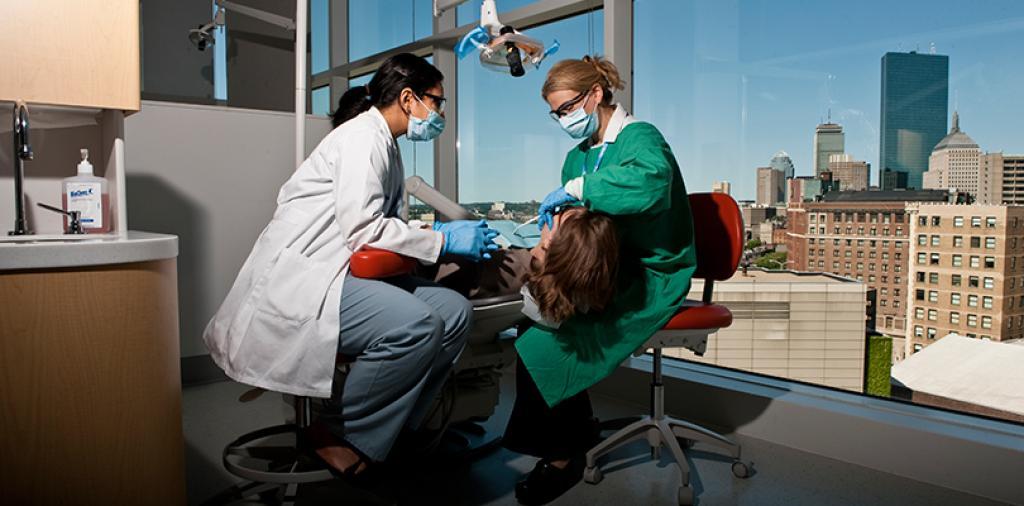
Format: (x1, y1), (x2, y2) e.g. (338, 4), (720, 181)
(350, 248), (417, 279)
(662, 300), (733, 330)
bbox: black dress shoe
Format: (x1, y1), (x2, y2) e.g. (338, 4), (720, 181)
(515, 456), (585, 505)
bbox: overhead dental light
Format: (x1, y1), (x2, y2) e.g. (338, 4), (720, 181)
(435, 0), (559, 77)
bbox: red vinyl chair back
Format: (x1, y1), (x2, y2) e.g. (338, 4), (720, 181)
(689, 193), (744, 282)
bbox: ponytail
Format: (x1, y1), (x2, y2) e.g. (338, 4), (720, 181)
(331, 53), (444, 128)
(542, 55), (626, 105)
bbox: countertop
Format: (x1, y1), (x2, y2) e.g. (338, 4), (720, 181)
(0, 231), (178, 271)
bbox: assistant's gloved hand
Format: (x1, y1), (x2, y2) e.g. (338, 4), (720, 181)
(432, 219), (486, 234)
(440, 222), (500, 261)
(537, 186), (579, 230)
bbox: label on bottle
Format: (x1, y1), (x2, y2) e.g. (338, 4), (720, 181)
(65, 182), (104, 229)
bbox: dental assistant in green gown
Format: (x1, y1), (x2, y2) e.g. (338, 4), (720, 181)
(503, 55), (697, 506)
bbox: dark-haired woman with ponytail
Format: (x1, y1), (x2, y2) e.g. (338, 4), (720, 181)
(204, 53), (498, 477)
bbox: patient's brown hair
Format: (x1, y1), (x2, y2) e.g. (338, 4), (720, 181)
(527, 208), (620, 324)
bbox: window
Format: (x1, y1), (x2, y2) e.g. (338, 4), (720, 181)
(968, 314), (978, 327)
(951, 293), (961, 305)
(971, 236), (981, 248)
(916, 252), (926, 265)
(985, 237), (996, 249)
(349, 0), (433, 61)
(982, 316), (993, 329)
(919, 216), (928, 226)
(914, 325), (924, 337)
(917, 234), (927, 246)
(930, 253), (940, 266)
(927, 327), (937, 339)
(930, 235), (940, 246)
(916, 272), (925, 282)
(968, 295), (979, 308)
(983, 296), (993, 309)
(953, 236), (963, 247)
(915, 289), (925, 301)
(984, 277), (994, 289)
(915, 307), (925, 319)
(985, 257), (996, 269)
(954, 216), (964, 227)
(969, 276), (980, 288)
(952, 274), (962, 286)
(928, 290), (938, 303)
(970, 256), (980, 268)
(929, 272), (939, 284)
(986, 216), (997, 228)
(950, 312), (960, 325)
(952, 255), (962, 267)
(810, 214), (816, 223)
(459, 10), (603, 217)
(971, 216), (982, 228)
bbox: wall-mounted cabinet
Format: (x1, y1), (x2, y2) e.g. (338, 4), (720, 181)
(0, 0), (140, 111)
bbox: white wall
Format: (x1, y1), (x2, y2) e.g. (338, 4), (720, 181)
(125, 100), (333, 357)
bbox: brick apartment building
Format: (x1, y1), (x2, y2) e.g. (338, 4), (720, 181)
(904, 203), (1024, 356)
(786, 190), (951, 338)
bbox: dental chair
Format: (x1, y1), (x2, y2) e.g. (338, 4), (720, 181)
(581, 192), (752, 506)
(213, 179), (527, 505)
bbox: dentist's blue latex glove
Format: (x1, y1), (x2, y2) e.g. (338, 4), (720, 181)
(537, 186), (579, 230)
(432, 219), (486, 234)
(440, 222), (500, 261)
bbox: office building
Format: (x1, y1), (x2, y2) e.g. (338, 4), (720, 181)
(904, 203), (1024, 357)
(999, 155), (1024, 205)
(664, 270), (868, 392)
(787, 190), (953, 338)
(814, 122), (845, 177)
(770, 151), (796, 179)
(881, 168), (909, 191)
(828, 154), (870, 191)
(880, 51), (949, 190)
(757, 166), (785, 206)
(712, 181), (732, 195)
(922, 112), (1000, 204)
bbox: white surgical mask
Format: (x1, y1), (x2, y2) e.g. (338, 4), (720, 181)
(407, 95), (446, 142)
(520, 285), (561, 329)
(558, 94), (599, 140)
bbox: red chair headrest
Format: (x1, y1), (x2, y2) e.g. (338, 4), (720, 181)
(350, 248), (417, 279)
(689, 193), (744, 281)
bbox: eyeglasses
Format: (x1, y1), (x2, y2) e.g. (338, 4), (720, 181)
(421, 92), (447, 114)
(549, 91), (588, 120)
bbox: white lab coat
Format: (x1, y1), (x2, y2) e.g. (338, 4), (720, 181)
(203, 107), (443, 398)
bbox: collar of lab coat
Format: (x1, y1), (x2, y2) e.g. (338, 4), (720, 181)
(592, 103), (635, 148)
(367, 106), (398, 147)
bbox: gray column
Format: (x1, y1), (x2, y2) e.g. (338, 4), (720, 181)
(604, 0), (633, 111)
(433, 8), (459, 202)
(329, 0), (350, 110)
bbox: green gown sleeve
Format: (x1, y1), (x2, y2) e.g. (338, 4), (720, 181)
(580, 122), (674, 216)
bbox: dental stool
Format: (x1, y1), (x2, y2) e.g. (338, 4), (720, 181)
(582, 193), (752, 506)
(214, 250), (416, 505)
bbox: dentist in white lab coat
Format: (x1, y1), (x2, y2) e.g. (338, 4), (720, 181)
(204, 53), (498, 476)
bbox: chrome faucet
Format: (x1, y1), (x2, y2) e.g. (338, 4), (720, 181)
(9, 101), (33, 235)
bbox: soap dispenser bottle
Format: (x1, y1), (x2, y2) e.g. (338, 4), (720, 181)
(61, 149), (110, 234)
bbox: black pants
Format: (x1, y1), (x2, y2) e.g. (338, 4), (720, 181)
(502, 357), (600, 460)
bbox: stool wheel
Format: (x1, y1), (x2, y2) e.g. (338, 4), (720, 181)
(583, 465), (603, 484)
(678, 485), (694, 505)
(731, 460), (752, 479)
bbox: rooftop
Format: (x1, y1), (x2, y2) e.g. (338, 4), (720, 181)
(932, 112), (979, 152)
(819, 189), (950, 203)
(892, 334), (1024, 418)
(720, 268), (855, 284)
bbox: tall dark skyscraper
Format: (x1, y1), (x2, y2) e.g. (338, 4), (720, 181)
(879, 51), (949, 190)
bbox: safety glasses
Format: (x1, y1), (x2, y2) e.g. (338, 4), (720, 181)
(549, 90), (588, 120)
(421, 92), (447, 114)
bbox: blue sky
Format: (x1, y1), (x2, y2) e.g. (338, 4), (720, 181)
(318, 0), (1023, 203)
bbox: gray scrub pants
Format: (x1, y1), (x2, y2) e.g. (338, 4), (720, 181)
(319, 274), (472, 462)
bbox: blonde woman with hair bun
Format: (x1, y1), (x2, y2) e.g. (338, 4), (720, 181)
(503, 55), (698, 505)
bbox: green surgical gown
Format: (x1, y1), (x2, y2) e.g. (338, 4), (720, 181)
(515, 121), (697, 407)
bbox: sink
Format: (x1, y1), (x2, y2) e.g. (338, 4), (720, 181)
(0, 234), (109, 245)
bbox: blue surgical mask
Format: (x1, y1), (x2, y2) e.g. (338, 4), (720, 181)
(558, 95), (599, 140)
(407, 95), (446, 142)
